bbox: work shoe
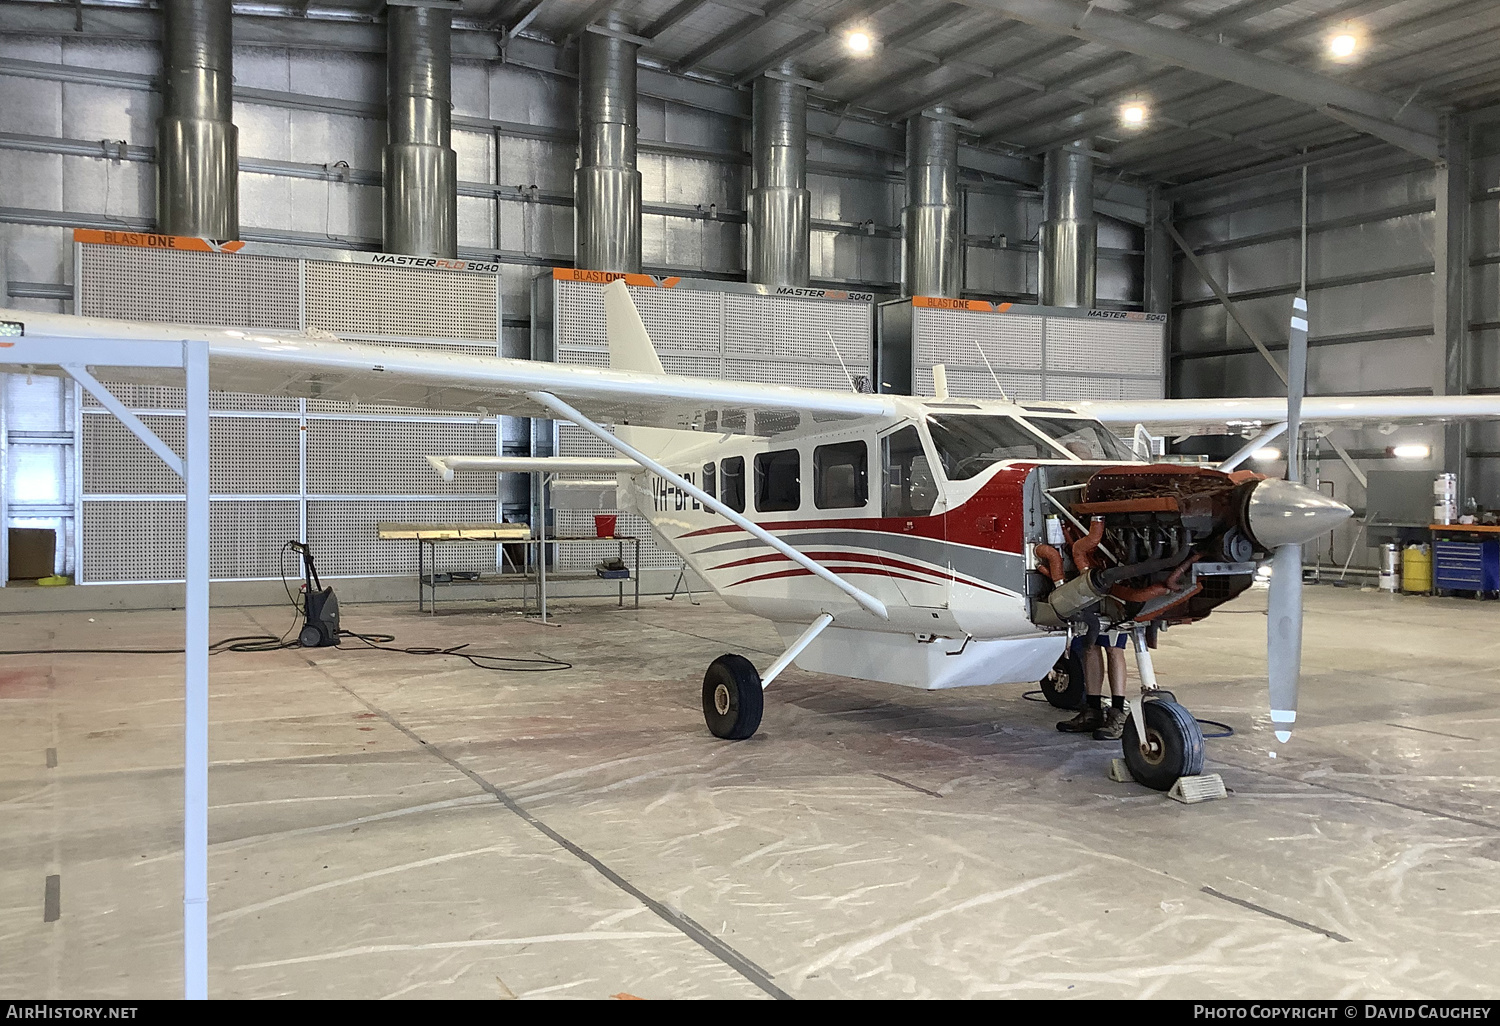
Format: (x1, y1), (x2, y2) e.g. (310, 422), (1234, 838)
(1092, 706), (1128, 741)
(1057, 707), (1104, 733)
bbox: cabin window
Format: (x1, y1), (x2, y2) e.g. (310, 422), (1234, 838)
(720, 456), (745, 513)
(928, 415), (1061, 480)
(754, 449), (801, 512)
(1024, 417), (1136, 462)
(882, 427), (936, 517)
(814, 441), (867, 510)
(702, 462), (716, 501)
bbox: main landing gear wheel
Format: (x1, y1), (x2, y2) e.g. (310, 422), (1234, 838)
(1040, 649), (1087, 710)
(1121, 699), (1204, 791)
(703, 654), (763, 740)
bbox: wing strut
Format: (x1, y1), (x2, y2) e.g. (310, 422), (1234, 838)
(526, 390), (890, 621)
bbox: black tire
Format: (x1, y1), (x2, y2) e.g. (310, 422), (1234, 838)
(1121, 699), (1205, 791)
(702, 654), (763, 740)
(1039, 649), (1087, 710)
(298, 624), (322, 648)
(1143, 689), (1177, 704)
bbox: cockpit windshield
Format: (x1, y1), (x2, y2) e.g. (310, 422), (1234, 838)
(928, 415), (1067, 480)
(1024, 417), (1137, 462)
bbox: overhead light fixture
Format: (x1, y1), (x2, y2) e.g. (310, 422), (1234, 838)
(1252, 447), (1281, 461)
(1120, 102), (1147, 126)
(844, 30), (873, 55)
(1392, 444), (1430, 459)
(1328, 33), (1358, 59)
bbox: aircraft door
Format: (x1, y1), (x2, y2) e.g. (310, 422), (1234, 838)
(880, 425), (951, 609)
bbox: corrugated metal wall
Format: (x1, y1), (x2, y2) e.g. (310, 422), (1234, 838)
(0, 33), (1146, 334)
(1171, 150), (1459, 571)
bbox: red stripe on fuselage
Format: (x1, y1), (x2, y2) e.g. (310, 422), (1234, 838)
(726, 566), (942, 590)
(704, 549), (1007, 594)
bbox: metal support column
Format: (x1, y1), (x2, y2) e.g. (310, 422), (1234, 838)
(384, 0), (458, 258)
(182, 339), (210, 1000)
(157, 0), (238, 239)
(575, 19), (641, 273)
(1039, 144), (1096, 308)
(903, 110), (961, 298)
(748, 70), (810, 287)
(1439, 115), (1472, 501)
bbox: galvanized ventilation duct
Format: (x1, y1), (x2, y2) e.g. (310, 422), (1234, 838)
(575, 24), (641, 273)
(384, 2), (457, 258)
(157, 0), (238, 239)
(748, 73), (810, 288)
(903, 111), (961, 298)
(1039, 145), (1097, 308)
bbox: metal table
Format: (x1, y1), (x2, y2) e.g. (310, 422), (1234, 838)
(376, 522), (640, 616)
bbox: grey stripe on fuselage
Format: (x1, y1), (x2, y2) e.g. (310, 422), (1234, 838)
(687, 529), (1025, 593)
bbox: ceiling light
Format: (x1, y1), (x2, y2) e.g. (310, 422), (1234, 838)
(1120, 102), (1147, 125)
(1329, 33), (1358, 58)
(845, 30), (872, 54)
(1392, 444), (1430, 459)
(1252, 447), (1281, 461)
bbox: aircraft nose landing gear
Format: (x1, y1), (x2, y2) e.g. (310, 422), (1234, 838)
(1121, 625), (1205, 791)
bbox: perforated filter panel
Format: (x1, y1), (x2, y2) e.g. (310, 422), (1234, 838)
(77, 241), (502, 583)
(78, 246), (300, 328)
(912, 306), (1164, 404)
(306, 419), (498, 495)
(305, 261), (498, 341)
(306, 499), (501, 576)
(550, 278), (873, 570)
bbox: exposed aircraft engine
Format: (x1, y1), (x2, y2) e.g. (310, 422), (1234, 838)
(1028, 464), (1346, 636)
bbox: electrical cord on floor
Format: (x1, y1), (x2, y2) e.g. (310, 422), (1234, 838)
(2, 542), (571, 671)
(1021, 690), (1237, 738)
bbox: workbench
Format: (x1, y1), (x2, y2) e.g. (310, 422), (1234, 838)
(1429, 523), (1500, 598)
(376, 522), (640, 617)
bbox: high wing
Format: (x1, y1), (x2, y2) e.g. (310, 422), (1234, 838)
(1075, 395), (1500, 434)
(7, 309), (893, 438)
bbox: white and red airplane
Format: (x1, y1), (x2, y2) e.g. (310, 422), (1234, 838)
(10, 282), (1499, 789)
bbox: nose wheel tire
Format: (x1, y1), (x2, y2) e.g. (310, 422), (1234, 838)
(1039, 649), (1087, 710)
(1121, 699), (1204, 791)
(703, 654), (763, 740)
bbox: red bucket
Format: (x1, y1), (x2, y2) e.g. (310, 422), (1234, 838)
(594, 514), (617, 538)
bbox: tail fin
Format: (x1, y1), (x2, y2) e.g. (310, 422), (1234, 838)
(605, 279), (665, 376)
(602, 279), (688, 459)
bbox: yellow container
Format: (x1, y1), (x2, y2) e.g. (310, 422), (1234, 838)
(1402, 544), (1432, 593)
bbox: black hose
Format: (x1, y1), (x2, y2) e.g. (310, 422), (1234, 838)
(1096, 541), (1192, 588)
(1080, 609), (1100, 649)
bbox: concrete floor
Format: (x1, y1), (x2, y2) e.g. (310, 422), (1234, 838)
(1, 585), (1498, 999)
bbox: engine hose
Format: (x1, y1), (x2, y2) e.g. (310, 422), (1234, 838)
(1110, 582), (1168, 603)
(1080, 609), (1101, 649)
(1095, 541), (1191, 589)
(1072, 517), (1105, 573)
(1165, 553), (1202, 591)
(1034, 544), (1065, 583)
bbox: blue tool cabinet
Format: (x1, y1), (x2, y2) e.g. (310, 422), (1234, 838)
(1432, 537), (1500, 595)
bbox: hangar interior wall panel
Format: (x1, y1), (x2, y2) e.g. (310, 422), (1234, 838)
(1170, 153), (1454, 571)
(75, 241), (503, 583)
(908, 304), (1165, 405)
(545, 273), (873, 571)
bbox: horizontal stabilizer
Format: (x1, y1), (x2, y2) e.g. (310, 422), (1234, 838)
(424, 455), (639, 481)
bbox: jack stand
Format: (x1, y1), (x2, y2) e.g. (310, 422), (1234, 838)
(1167, 774), (1228, 804)
(666, 560), (699, 604)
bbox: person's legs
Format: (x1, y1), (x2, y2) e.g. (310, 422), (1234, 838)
(1058, 640), (1106, 732)
(1094, 637), (1131, 740)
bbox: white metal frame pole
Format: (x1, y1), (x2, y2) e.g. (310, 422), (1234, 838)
(183, 339), (210, 999)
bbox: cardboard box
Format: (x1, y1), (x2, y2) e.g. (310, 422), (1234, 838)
(8, 528), (56, 580)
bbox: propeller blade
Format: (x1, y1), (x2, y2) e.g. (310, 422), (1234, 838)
(1285, 294), (1308, 480)
(1267, 292), (1310, 745)
(1267, 542), (1303, 744)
